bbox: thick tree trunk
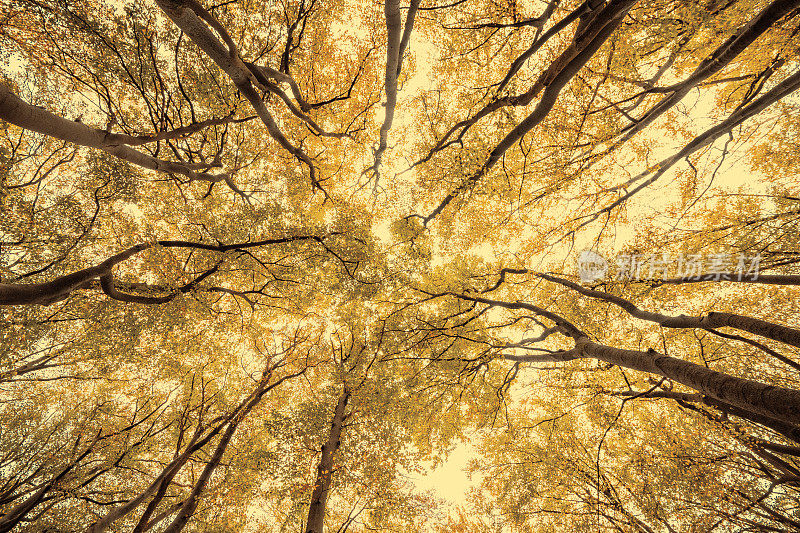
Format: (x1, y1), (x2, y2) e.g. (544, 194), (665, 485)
(619, 390), (800, 443)
(758, 441), (800, 457)
(396, 0), (421, 78)
(86, 425), (216, 533)
(703, 397), (800, 445)
(449, 289), (800, 425)
(161, 408), (246, 533)
(497, 0), (598, 93)
(0, 85), (228, 184)
(579, 339), (800, 427)
(370, 0), (403, 176)
(672, 312), (800, 349)
(0, 244), (149, 306)
(1, 235), (325, 306)
(425, 0), (637, 223)
(0, 446), (93, 533)
(305, 390), (350, 533)
(658, 274), (800, 286)
(154, 0), (319, 190)
(88, 367), (300, 533)
(587, 68), (800, 219)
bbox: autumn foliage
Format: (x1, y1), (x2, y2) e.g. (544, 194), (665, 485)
(2, 0), (800, 530)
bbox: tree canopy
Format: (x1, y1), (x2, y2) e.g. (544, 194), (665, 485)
(2, 0), (800, 530)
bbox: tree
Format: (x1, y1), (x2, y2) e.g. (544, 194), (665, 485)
(2, 0), (800, 530)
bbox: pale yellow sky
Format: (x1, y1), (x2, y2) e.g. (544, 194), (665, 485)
(409, 440), (477, 505)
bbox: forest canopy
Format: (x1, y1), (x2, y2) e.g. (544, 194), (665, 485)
(2, 0), (800, 530)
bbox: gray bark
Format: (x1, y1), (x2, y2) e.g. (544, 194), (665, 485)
(425, 0), (637, 223)
(154, 0), (321, 192)
(1, 235), (327, 306)
(579, 339), (800, 427)
(0, 85), (235, 188)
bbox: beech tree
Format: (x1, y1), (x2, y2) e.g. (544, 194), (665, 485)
(2, 0), (800, 530)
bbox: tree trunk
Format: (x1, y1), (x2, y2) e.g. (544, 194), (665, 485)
(305, 390), (350, 533)
(425, 0), (637, 223)
(154, 0), (318, 190)
(0, 244), (149, 306)
(580, 339), (800, 427)
(0, 85), (228, 184)
(1, 235), (324, 306)
(539, 273), (800, 348)
(621, 0), (800, 142)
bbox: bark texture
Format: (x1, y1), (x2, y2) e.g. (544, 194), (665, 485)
(580, 339), (800, 427)
(305, 390), (350, 533)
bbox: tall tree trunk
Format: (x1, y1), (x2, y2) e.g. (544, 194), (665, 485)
(0, 243), (149, 306)
(425, 0), (637, 223)
(305, 389), (350, 533)
(579, 339), (800, 427)
(617, 390), (800, 443)
(153, 0), (319, 191)
(1, 235), (325, 306)
(87, 366), (302, 533)
(539, 273), (800, 348)
(160, 368), (304, 533)
(0, 446), (93, 533)
(620, 0), (800, 142)
(0, 85), (230, 185)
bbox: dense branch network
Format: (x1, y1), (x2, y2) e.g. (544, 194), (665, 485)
(2, 0), (800, 530)
(412, 0), (800, 224)
(0, 233), (341, 306)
